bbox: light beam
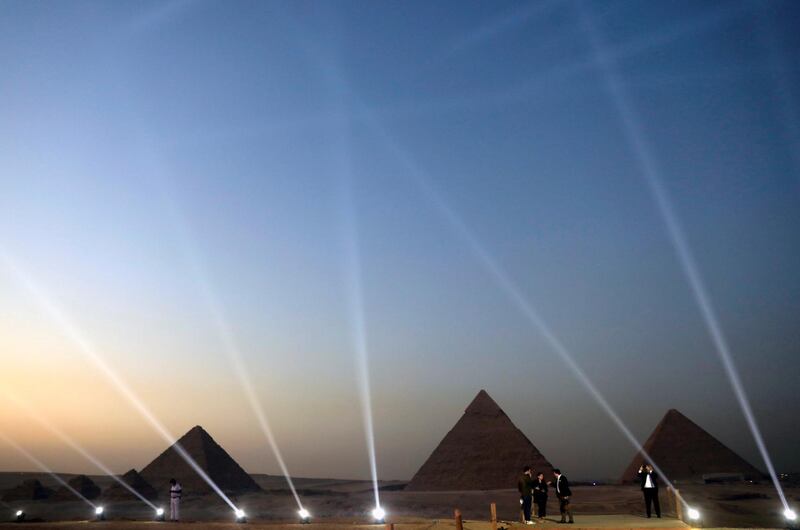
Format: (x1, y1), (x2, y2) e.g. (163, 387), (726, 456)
(3, 392), (158, 511)
(576, 2), (790, 511)
(155, 188), (306, 512)
(0, 433), (96, 509)
(354, 102), (692, 509)
(0, 251), (241, 513)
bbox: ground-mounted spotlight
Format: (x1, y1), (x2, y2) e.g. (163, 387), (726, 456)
(298, 508), (311, 523)
(371, 506), (386, 523)
(686, 507), (700, 524)
(234, 508), (247, 523)
(155, 507), (165, 521)
(785, 508), (798, 529)
(14, 510), (25, 522)
(94, 506), (105, 521)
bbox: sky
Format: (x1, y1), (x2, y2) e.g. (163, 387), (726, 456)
(1, 0), (799, 482)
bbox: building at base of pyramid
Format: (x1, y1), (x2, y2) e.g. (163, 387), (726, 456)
(620, 409), (763, 484)
(406, 390), (552, 491)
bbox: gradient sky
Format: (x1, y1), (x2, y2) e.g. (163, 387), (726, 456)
(1, 0), (799, 482)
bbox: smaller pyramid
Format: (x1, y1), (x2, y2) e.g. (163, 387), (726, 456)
(140, 426), (261, 495)
(621, 409), (763, 483)
(2, 479), (54, 502)
(407, 390), (552, 491)
(53, 475), (101, 501)
(102, 469), (158, 501)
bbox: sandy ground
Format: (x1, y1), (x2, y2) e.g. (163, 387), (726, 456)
(2, 474), (796, 528)
(0, 516), (691, 530)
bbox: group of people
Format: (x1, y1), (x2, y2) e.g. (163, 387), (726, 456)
(517, 467), (573, 525)
(517, 463), (661, 525)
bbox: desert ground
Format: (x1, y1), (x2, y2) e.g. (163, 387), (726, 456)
(2, 473), (797, 529)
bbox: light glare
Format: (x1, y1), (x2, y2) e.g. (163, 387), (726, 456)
(785, 509), (797, 521)
(372, 506), (386, 521)
(687, 508), (700, 520)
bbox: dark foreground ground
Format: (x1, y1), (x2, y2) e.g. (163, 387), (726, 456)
(1, 473), (796, 528)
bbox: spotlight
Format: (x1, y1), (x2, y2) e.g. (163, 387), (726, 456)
(95, 506), (105, 521)
(155, 507), (165, 521)
(234, 508), (247, 523)
(298, 508), (311, 523)
(785, 508), (798, 529)
(687, 507), (700, 522)
(14, 510), (25, 522)
(371, 506), (386, 523)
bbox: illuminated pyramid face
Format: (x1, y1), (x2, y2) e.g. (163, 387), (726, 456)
(140, 425), (261, 495)
(407, 390), (552, 491)
(620, 409), (763, 483)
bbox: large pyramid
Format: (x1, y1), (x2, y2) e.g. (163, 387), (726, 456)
(140, 426), (261, 495)
(102, 469), (158, 501)
(620, 409), (763, 483)
(407, 390), (552, 491)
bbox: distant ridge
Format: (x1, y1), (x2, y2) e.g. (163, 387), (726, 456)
(140, 426), (261, 495)
(620, 409), (763, 483)
(407, 390), (552, 491)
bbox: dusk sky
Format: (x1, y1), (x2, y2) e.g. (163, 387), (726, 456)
(1, 0), (799, 482)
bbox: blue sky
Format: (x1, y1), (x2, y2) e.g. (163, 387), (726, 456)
(1, 0), (799, 481)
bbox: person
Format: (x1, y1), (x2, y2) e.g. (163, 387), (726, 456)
(533, 471), (549, 519)
(169, 478), (182, 522)
(517, 465), (536, 525)
(553, 468), (574, 524)
(638, 463), (661, 518)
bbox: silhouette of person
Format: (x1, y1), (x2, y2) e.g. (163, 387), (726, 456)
(638, 463), (661, 518)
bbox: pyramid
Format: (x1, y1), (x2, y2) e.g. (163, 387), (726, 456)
(1, 479), (54, 502)
(620, 409), (763, 483)
(140, 425), (261, 495)
(52, 475), (101, 500)
(406, 390), (552, 491)
(102, 469), (158, 501)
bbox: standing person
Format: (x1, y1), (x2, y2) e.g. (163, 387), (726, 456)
(638, 463), (661, 518)
(533, 471), (549, 519)
(169, 478), (182, 522)
(517, 466), (536, 525)
(553, 468), (574, 524)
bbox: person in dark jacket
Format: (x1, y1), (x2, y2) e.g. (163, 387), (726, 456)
(533, 471), (549, 519)
(637, 463), (661, 518)
(517, 466), (536, 525)
(553, 468), (573, 524)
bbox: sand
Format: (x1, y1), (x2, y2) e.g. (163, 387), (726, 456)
(2, 473), (796, 528)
